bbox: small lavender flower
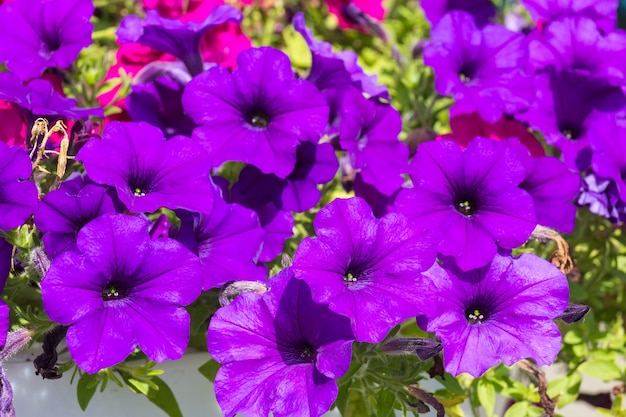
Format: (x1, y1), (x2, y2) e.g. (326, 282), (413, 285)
(117, 5), (242, 76)
(34, 174), (122, 259)
(183, 47), (329, 178)
(420, 0), (497, 28)
(418, 252), (569, 377)
(208, 268), (354, 417)
(41, 214), (203, 373)
(577, 173), (626, 223)
(522, 0), (617, 33)
(588, 115), (626, 201)
(394, 138), (536, 271)
(0, 0), (94, 80)
(76, 121), (214, 214)
(424, 11), (533, 123)
(175, 192), (267, 291)
(0, 142), (38, 231)
(292, 197), (436, 343)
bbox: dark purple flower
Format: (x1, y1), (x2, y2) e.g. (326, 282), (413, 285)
(577, 173), (626, 222)
(394, 138), (536, 271)
(117, 5), (242, 76)
(292, 197), (436, 343)
(0, 0), (94, 80)
(208, 268), (354, 417)
(127, 74), (196, 138)
(228, 169), (295, 262)
(0, 73), (103, 122)
(339, 90), (408, 196)
(34, 174), (122, 259)
(76, 121), (214, 214)
(183, 47), (329, 178)
(292, 13), (388, 99)
(522, 0), (617, 33)
(0, 142), (38, 231)
(175, 193), (267, 291)
(423, 11), (533, 123)
(418, 252), (569, 377)
(41, 214), (203, 373)
(528, 17), (626, 86)
(507, 139), (580, 233)
(517, 68), (626, 170)
(420, 0), (497, 28)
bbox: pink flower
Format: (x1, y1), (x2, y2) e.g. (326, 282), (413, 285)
(325, 0), (385, 31)
(0, 101), (27, 148)
(438, 113), (545, 158)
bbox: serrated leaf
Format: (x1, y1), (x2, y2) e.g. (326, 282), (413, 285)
(578, 360), (622, 381)
(198, 359), (220, 383)
(477, 379), (496, 417)
(76, 372), (100, 411)
(145, 376), (183, 417)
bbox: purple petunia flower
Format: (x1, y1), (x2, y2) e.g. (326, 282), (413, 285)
(117, 5), (242, 76)
(528, 17), (626, 86)
(77, 121), (214, 214)
(292, 197), (436, 343)
(0, 73), (103, 123)
(34, 174), (122, 259)
(41, 214), (203, 373)
(292, 13), (388, 100)
(394, 138), (536, 271)
(208, 268), (354, 417)
(506, 139), (580, 233)
(0, 142), (38, 231)
(517, 68), (626, 170)
(183, 47), (329, 178)
(175, 191), (267, 291)
(353, 173), (402, 218)
(522, 0), (617, 33)
(338, 90), (408, 196)
(127, 74), (196, 138)
(418, 252), (569, 377)
(424, 11), (533, 123)
(0, 0), (94, 81)
(588, 115), (626, 201)
(420, 0), (497, 28)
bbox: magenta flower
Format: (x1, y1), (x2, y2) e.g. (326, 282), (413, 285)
(418, 253), (569, 377)
(41, 214), (203, 373)
(77, 121), (214, 214)
(293, 197), (436, 343)
(208, 268), (354, 417)
(183, 47), (329, 178)
(0, 0), (94, 80)
(395, 138), (536, 271)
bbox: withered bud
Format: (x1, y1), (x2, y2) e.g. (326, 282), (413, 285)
(29, 247), (51, 278)
(219, 281), (268, 307)
(380, 337), (442, 361)
(556, 304), (590, 324)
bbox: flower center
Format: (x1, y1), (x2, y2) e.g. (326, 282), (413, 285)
(559, 124), (581, 140)
(133, 187), (146, 197)
(247, 110), (269, 128)
(102, 284), (127, 301)
(455, 199), (475, 216)
(458, 63), (476, 83)
(344, 271), (357, 283)
(465, 307), (488, 325)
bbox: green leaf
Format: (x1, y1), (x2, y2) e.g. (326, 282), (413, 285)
(344, 388), (372, 417)
(375, 389), (396, 417)
(547, 372), (582, 408)
(76, 372), (100, 411)
(503, 401), (528, 417)
(578, 359), (622, 381)
(476, 379), (496, 417)
(198, 359), (221, 383)
(145, 376), (183, 417)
